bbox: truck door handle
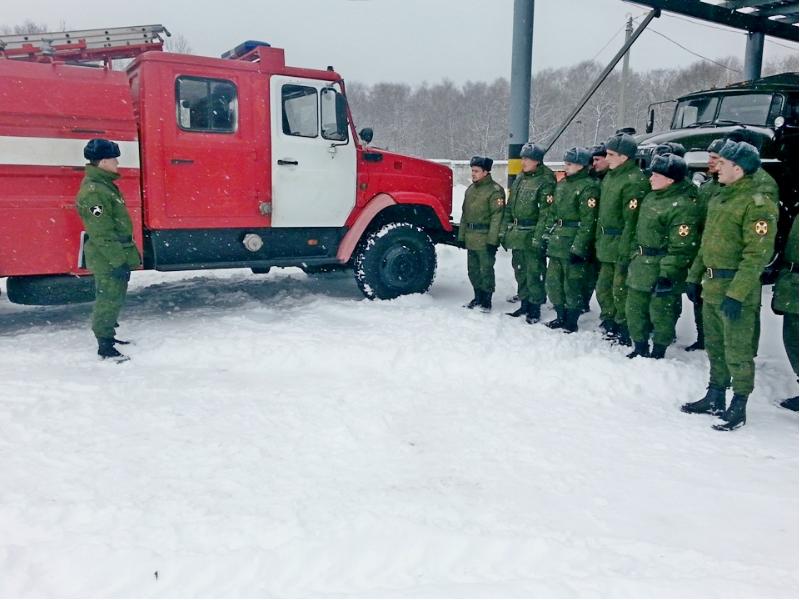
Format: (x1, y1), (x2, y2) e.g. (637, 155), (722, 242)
(171, 158), (194, 165)
(277, 159), (299, 166)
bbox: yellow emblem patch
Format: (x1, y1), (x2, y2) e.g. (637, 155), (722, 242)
(495, 197), (505, 207)
(754, 220), (769, 236)
(587, 198), (597, 208)
(628, 198), (638, 210)
(678, 224), (690, 237)
(546, 195), (554, 205)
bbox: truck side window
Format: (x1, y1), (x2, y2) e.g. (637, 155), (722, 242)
(176, 76), (238, 133)
(321, 87), (349, 142)
(282, 85), (318, 138)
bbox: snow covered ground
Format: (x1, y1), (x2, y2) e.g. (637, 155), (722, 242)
(0, 243), (797, 597)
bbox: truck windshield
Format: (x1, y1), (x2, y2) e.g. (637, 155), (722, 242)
(672, 96), (719, 128)
(672, 93), (779, 129)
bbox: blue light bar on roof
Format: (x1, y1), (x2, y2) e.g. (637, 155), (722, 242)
(221, 40), (271, 60)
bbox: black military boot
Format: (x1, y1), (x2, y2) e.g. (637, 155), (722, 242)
(685, 337), (704, 352)
(713, 394), (748, 431)
(626, 341), (649, 359)
(650, 343), (667, 359)
(97, 338), (129, 362)
(561, 308), (580, 333)
(465, 289), (481, 309)
(506, 299), (529, 317)
(615, 324), (632, 347)
(779, 396), (799, 412)
(479, 291), (493, 313)
(525, 302), (541, 324)
(545, 305), (565, 329)
(600, 319), (617, 336)
(681, 386), (726, 416)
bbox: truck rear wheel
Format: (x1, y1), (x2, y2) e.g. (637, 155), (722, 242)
(354, 222), (436, 299)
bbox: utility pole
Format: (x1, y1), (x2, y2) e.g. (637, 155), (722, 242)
(507, 0), (534, 187)
(617, 15), (633, 129)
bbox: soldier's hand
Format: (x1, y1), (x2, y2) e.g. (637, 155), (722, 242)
(685, 282), (701, 303)
(653, 277), (673, 297)
(110, 265), (131, 282)
(720, 296), (742, 321)
(569, 252), (587, 265)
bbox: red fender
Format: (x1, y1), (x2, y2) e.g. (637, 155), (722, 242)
(336, 191), (452, 263)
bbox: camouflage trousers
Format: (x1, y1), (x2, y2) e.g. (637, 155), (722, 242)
(626, 288), (681, 347)
(784, 312), (799, 377)
(596, 261), (621, 323)
(546, 257), (586, 310)
(583, 256), (599, 309)
(92, 270), (129, 340)
(511, 248), (546, 304)
(702, 279), (761, 396)
(467, 246), (498, 293)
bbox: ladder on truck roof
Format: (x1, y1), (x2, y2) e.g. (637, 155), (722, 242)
(0, 24), (170, 64)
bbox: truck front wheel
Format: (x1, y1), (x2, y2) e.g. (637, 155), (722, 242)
(354, 223), (437, 299)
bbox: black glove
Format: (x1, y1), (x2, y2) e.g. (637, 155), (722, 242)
(569, 252), (587, 265)
(685, 282), (701, 304)
(720, 296), (742, 321)
(653, 277), (673, 297)
(486, 243), (498, 253)
(110, 265), (131, 282)
(760, 265), (779, 285)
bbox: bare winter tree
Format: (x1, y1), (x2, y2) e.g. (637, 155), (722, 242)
(164, 33), (192, 54)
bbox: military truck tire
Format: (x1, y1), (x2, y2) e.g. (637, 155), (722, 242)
(354, 222), (436, 299)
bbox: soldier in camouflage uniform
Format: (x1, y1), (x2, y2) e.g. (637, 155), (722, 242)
(543, 147), (599, 333)
(625, 154), (701, 359)
(594, 133), (650, 345)
(582, 144), (608, 312)
(681, 141), (778, 431)
(500, 143), (555, 323)
(458, 156), (505, 311)
(685, 138), (726, 352)
(75, 139), (142, 361)
(772, 215), (798, 412)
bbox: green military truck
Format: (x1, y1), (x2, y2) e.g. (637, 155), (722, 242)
(636, 72), (798, 253)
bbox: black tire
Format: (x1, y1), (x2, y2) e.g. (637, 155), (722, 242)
(353, 222), (437, 299)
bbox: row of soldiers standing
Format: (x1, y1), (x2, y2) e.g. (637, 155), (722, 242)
(458, 130), (798, 431)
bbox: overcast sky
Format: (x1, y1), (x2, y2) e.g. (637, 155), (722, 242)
(2, 0), (797, 84)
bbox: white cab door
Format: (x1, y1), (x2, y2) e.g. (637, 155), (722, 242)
(270, 75), (357, 227)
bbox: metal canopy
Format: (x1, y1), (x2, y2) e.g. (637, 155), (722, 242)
(629, 0), (799, 40)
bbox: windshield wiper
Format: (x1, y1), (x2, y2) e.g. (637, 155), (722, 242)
(712, 119), (741, 126)
(685, 120), (713, 128)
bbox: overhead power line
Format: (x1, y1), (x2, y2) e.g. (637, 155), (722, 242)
(646, 28), (742, 72)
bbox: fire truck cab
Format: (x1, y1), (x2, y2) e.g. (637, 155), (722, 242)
(0, 26), (454, 304)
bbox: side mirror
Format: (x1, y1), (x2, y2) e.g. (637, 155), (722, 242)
(646, 108), (655, 134)
(359, 127), (374, 144)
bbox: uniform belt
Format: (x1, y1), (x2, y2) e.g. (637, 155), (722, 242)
(465, 223), (489, 231)
(557, 219), (580, 228)
(705, 267), (737, 279)
(601, 226), (622, 235)
(84, 234), (132, 243)
(511, 218), (536, 227)
(637, 245), (666, 256)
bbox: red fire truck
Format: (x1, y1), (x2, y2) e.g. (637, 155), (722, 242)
(0, 25), (454, 305)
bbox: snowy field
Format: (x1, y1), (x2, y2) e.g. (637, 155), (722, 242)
(0, 242), (797, 597)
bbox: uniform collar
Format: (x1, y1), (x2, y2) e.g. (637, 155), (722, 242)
(85, 164), (121, 184)
(474, 174), (494, 187)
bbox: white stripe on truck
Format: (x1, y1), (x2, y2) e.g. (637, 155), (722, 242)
(0, 136), (140, 168)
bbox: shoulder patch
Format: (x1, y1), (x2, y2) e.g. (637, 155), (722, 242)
(587, 198), (597, 208)
(678, 224), (690, 237)
(754, 220), (769, 236)
(628, 198), (638, 210)
(546, 194), (554, 205)
(90, 205), (104, 217)
(495, 197), (505, 207)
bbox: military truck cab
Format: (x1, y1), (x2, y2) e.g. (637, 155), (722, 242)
(0, 27), (454, 305)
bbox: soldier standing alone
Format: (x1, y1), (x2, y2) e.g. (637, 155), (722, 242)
(681, 141), (778, 431)
(458, 156), (505, 312)
(76, 139), (142, 361)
